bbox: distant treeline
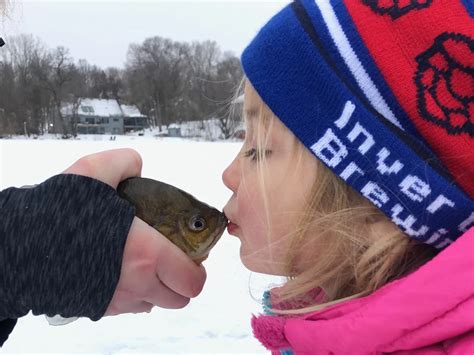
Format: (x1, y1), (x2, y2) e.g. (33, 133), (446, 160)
(0, 34), (243, 136)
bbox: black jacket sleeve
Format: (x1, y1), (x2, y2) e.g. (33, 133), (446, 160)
(0, 319), (16, 346)
(0, 174), (135, 345)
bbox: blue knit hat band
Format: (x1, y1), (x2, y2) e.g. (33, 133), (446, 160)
(241, 0), (474, 248)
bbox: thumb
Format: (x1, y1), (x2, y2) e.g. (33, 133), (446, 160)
(62, 148), (142, 188)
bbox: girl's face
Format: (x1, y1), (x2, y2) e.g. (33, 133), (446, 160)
(222, 83), (318, 276)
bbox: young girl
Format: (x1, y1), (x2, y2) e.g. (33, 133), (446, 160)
(223, 0), (473, 353)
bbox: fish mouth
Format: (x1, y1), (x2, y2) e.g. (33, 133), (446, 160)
(191, 213), (228, 260)
(210, 213), (228, 246)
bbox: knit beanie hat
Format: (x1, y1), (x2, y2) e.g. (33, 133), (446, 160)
(241, 0), (473, 249)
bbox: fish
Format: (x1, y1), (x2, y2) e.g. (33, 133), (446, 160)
(46, 177), (227, 327)
(117, 177), (228, 264)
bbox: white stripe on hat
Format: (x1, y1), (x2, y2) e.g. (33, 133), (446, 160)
(314, 0), (404, 130)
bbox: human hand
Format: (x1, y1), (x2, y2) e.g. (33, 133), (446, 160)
(63, 148), (207, 316)
(62, 148), (144, 189)
(104, 217), (207, 315)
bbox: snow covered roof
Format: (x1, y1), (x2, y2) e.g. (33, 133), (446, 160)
(61, 99), (146, 118)
(121, 104), (146, 118)
(80, 98), (122, 117)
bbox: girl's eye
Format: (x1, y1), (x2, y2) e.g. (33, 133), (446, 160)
(243, 148), (272, 162)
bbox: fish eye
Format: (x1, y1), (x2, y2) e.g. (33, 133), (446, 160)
(189, 215), (207, 232)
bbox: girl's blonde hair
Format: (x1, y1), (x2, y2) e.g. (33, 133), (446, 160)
(242, 79), (438, 315)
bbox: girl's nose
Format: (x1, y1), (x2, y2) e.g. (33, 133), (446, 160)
(222, 157), (239, 192)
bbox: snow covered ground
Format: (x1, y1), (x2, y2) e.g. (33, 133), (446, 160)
(0, 135), (285, 354)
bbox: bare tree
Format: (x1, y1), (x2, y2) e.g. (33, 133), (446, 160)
(125, 37), (191, 129)
(0, 34), (50, 135)
(0, 59), (17, 134)
(33, 46), (75, 137)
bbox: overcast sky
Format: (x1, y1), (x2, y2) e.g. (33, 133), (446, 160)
(1, 0), (288, 68)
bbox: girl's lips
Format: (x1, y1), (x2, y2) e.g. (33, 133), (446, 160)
(227, 221), (238, 235)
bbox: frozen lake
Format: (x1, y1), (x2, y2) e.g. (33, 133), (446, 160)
(0, 136), (283, 354)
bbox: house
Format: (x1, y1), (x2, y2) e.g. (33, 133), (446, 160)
(121, 104), (149, 133)
(61, 98), (148, 135)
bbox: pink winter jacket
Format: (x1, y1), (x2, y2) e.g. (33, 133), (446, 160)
(252, 228), (474, 354)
